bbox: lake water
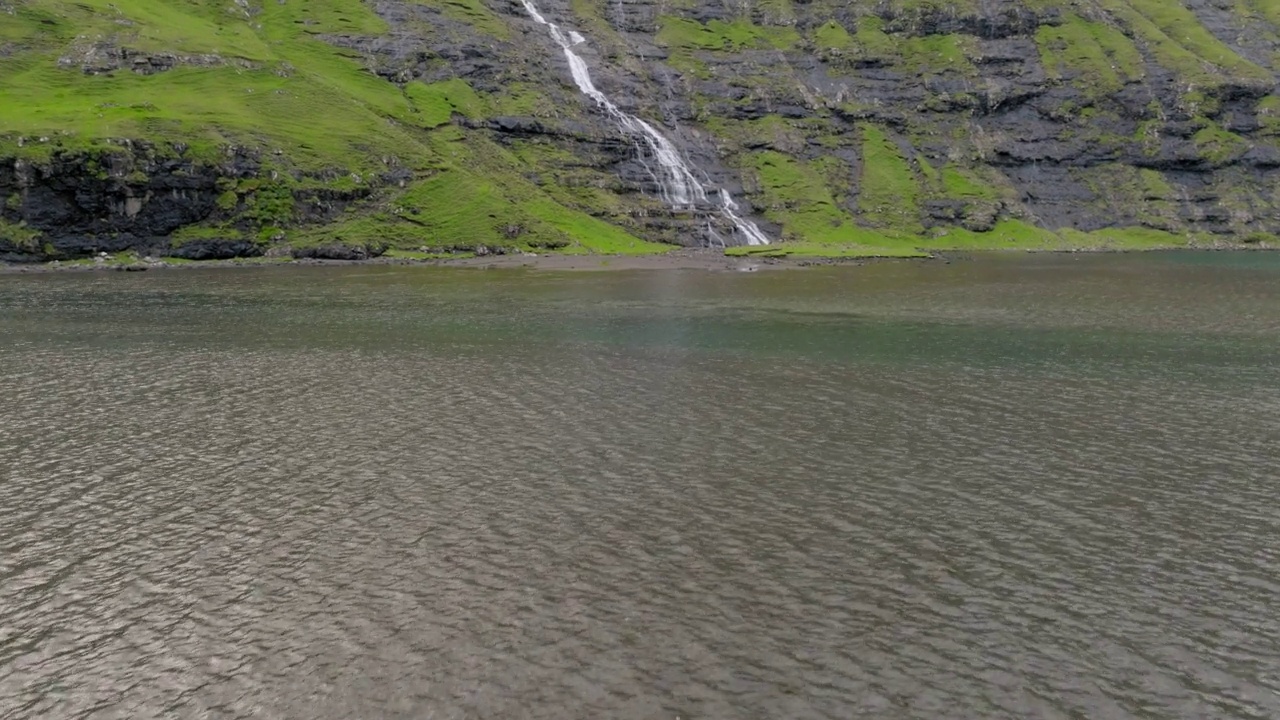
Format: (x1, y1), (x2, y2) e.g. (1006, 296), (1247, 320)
(2, 252), (1278, 719)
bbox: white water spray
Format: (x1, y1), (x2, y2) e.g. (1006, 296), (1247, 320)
(516, 0), (769, 245)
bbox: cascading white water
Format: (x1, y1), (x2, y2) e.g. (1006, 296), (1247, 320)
(718, 189), (771, 246)
(516, 0), (769, 245)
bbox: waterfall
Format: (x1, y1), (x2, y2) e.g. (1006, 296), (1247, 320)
(516, 0), (770, 246)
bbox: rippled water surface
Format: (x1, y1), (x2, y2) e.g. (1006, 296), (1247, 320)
(2, 252), (1279, 719)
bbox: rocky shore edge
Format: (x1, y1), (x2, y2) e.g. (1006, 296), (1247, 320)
(0, 249), (827, 274)
(2, 246), (1275, 275)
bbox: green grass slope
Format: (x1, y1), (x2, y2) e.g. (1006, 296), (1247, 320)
(1, 0), (403, 164)
(0, 0), (665, 257)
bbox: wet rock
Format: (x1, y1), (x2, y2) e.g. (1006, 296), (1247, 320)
(289, 244), (387, 261)
(167, 239), (265, 261)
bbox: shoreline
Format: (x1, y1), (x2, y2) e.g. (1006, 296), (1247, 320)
(0, 249), (912, 274)
(0, 245), (1273, 275)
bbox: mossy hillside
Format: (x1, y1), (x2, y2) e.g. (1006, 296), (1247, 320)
(1121, 0), (1270, 80)
(710, 111), (1085, 252)
(564, 0), (669, 88)
(1035, 14), (1145, 99)
(1074, 164), (1181, 232)
(295, 127), (667, 255)
(938, 164), (1001, 201)
(857, 125), (923, 233)
(703, 115), (809, 153)
(803, 0), (1270, 95)
(726, 120), (998, 252)
(405, 79), (487, 128)
(431, 0), (510, 39)
(849, 17), (899, 63)
(808, 16), (895, 66)
(656, 17), (801, 52)
(1193, 122), (1251, 166)
(0, 0), (420, 169)
(0, 0), (475, 204)
(1, 0), (279, 60)
(813, 21), (854, 55)
(668, 2), (1270, 250)
(0, 1), (671, 255)
(724, 126), (926, 260)
(898, 32), (978, 75)
(759, 4), (1277, 248)
(712, 111), (1212, 255)
(1087, 0), (1272, 91)
(6, 0), (1280, 260)
(641, 0), (1274, 251)
(499, 137), (672, 243)
(1242, 0), (1280, 29)
(807, 15), (978, 73)
(482, 83), (562, 119)
(1256, 96), (1280, 136)
(753, 0), (797, 25)
(871, 0), (982, 23)
(0, 218), (42, 250)
(806, 0), (1276, 100)
(747, 151), (866, 245)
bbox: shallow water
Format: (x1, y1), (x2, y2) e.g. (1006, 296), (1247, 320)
(2, 252), (1279, 719)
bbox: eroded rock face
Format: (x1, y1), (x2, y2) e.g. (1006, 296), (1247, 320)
(0, 148), (223, 260)
(368, 0), (1280, 241)
(58, 43), (254, 75)
(3, 0), (1279, 257)
(0, 144), (377, 261)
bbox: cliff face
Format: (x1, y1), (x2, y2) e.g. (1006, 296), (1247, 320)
(2, 0), (1279, 260)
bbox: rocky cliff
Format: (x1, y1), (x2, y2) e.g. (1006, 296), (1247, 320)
(3, 0), (1279, 261)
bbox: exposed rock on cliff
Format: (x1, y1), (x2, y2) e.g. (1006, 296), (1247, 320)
(2, 0), (1279, 260)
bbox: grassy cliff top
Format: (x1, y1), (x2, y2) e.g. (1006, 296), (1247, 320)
(1, 1), (420, 166)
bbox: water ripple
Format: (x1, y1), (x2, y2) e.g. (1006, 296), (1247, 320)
(2, 260), (1278, 718)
